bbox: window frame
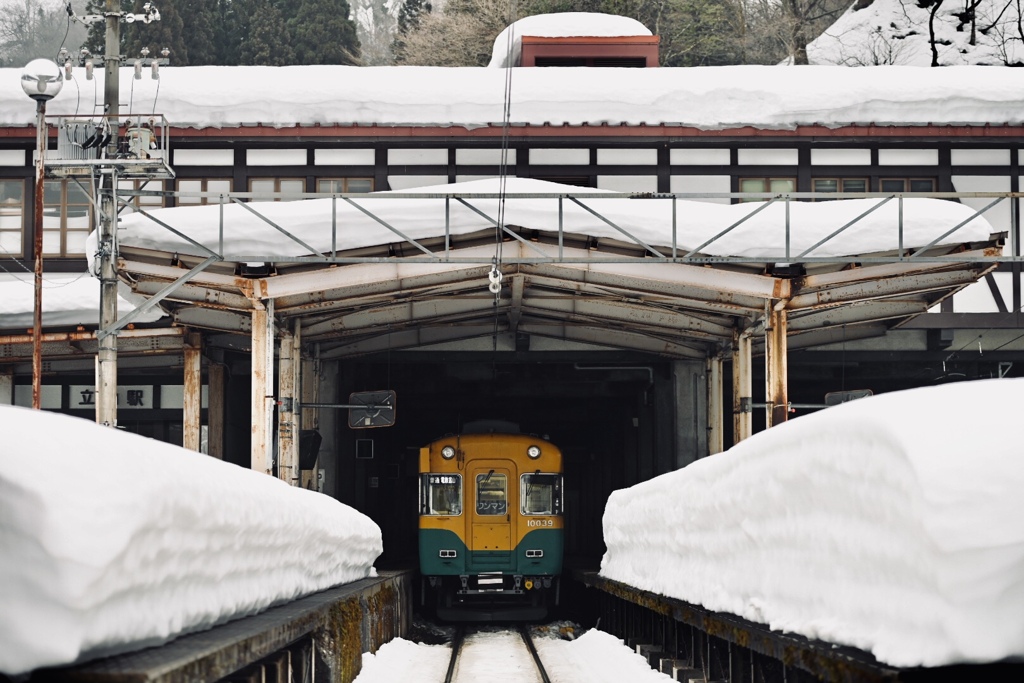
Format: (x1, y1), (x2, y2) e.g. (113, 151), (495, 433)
(43, 178), (93, 258)
(420, 473), (463, 517)
(475, 471), (508, 516)
(317, 178), (374, 194)
(520, 472), (563, 516)
(249, 177), (305, 201)
(737, 177), (796, 203)
(0, 179), (25, 258)
(177, 178), (232, 206)
(879, 178), (937, 193)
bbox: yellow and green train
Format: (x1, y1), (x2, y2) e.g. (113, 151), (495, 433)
(418, 422), (564, 621)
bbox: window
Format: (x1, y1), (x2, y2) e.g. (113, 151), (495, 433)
(880, 178), (936, 193)
(0, 180), (24, 257)
(178, 178), (231, 205)
(43, 179), (92, 257)
(476, 471), (507, 515)
(521, 473), (563, 515)
(250, 178), (304, 201)
(738, 177), (795, 202)
(317, 178), (373, 194)
(812, 178), (868, 200)
(118, 179), (166, 214)
(421, 474), (462, 516)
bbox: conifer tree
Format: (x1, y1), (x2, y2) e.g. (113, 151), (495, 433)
(238, 0), (295, 64)
(289, 0), (360, 64)
(178, 0), (218, 64)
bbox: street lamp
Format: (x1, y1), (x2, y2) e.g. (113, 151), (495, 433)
(21, 59), (63, 410)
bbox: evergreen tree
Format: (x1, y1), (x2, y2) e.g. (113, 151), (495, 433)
(289, 0), (361, 64)
(238, 0), (295, 64)
(179, 0), (218, 64)
(392, 0), (431, 61)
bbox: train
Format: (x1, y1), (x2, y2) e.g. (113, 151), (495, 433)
(418, 420), (564, 621)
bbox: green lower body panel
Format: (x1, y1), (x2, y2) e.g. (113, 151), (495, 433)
(419, 528), (563, 577)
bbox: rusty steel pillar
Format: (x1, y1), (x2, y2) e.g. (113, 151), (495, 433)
(732, 329), (753, 444)
(0, 368), (13, 405)
(183, 332), (202, 452)
(208, 363), (225, 459)
(765, 303), (789, 428)
(707, 355), (724, 455)
(251, 300), (275, 475)
(277, 322), (301, 486)
(299, 354), (319, 489)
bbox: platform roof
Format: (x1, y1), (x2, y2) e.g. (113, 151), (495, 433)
(108, 179), (1003, 359)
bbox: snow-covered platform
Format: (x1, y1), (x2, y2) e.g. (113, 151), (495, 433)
(576, 571), (1024, 682)
(21, 570), (412, 683)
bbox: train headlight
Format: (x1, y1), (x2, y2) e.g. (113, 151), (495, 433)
(527, 445), (541, 459)
(441, 446), (456, 460)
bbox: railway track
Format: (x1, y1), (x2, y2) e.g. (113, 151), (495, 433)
(444, 625), (552, 683)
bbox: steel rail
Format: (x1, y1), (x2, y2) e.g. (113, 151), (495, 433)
(518, 625), (553, 683)
(443, 627), (466, 683)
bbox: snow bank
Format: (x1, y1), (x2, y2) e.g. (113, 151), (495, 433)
(534, 628), (675, 681)
(600, 378), (1024, 667)
(0, 406), (382, 675)
(0, 273), (164, 330)
(3, 64), (1024, 130)
(488, 12), (653, 68)
(107, 177), (995, 260)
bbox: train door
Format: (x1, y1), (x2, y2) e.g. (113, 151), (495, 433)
(467, 460), (515, 573)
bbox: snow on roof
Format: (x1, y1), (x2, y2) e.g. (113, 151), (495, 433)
(600, 378), (1024, 667)
(2, 64), (1024, 130)
(809, 0), (1023, 67)
(0, 273), (164, 331)
(487, 12), (652, 68)
(0, 270), (163, 329)
(106, 177), (995, 260)
(0, 406), (382, 675)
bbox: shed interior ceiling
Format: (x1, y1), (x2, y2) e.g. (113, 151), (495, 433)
(115, 225), (1001, 359)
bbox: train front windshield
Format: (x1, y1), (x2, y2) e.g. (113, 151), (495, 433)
(521, 473), (562, 515)
(422, 474), (462, 515)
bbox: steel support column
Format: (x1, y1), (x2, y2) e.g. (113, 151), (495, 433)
(732, 330), (752, 444)
(765, 303), (789, 428)
(299, 354), (318, 489)
(251, 300), (275, 475)
(31, 100), (44, 411)
(277, 322), (300, 486)
(0, 368), (12, 405)
(183, 332), (202, 452)
(707, 355), (724, 455)
(208, 363), (225, 459)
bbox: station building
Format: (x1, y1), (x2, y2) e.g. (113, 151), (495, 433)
(0, 15), (1021, 566)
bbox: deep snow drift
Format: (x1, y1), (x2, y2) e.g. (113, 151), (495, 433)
(0, 406), (382, 676)
(0, 273), (164, 330)
(3, 63), (1024, 130)
(600, 378), (1024, 667)
(106, 177), (996, 260)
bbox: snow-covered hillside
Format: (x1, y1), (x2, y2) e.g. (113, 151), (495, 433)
(809, 0), (1024, 66)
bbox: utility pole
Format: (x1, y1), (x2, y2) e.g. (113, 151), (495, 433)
(96, 0), (120, 427)
(68, 3), (162, 426)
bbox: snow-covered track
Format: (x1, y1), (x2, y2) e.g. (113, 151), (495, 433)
(445, 626), (551, 683)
